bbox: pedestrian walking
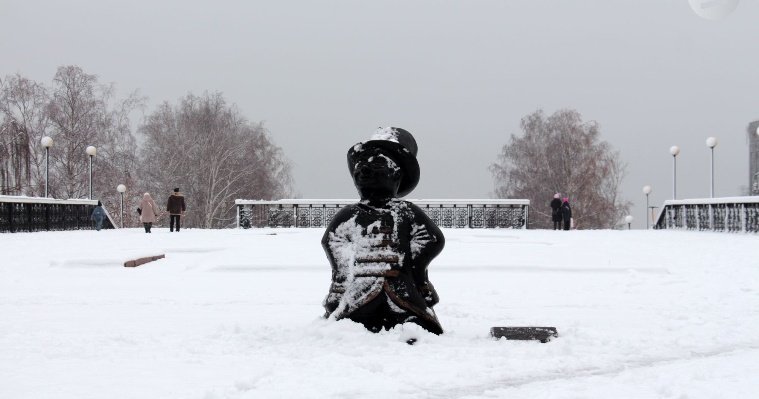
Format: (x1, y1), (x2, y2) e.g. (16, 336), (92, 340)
(561, 197), (572, 231)
(90, 200), (107, 231)
(166, 188), (186, 232)
(550, 193), (562, 230)
(139, 192), (160, 233)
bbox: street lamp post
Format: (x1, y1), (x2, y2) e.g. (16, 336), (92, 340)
(40, 136), (53, 197)
(669, 145), (680, 200)
(706, 137), (717, 198)
(117, 184), (126, 228)
(86, 146), (97, 199)
(642, 185), (652, 229)
(625, 215), (634, 230)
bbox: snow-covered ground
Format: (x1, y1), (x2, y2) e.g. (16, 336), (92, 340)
(1, 228), (757, 399)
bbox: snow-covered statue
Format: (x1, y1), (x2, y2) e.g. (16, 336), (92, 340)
(322, 127), (445, 335)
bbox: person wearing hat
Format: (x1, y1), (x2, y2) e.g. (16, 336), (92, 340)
(166, 188), (186, 232)
(321, 127), (445, 336)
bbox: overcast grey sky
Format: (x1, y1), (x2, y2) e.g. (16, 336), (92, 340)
(2, 0), (757, 228)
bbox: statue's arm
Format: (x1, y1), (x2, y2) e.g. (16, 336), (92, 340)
(407, 203), (445, 305)
(321, 205), (356, 276)
(407, 203), (445, 266)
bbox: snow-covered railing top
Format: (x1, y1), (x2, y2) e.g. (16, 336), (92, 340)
(662, 196), (759, 206)
(236, 199), (530, 229)
(0, 195), (115, 233)
(235, 199), (531, 206)
(0, 195), (98, 205)
(655, 196), (759, 233)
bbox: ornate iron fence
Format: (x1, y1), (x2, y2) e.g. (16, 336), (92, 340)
(0, 196), (116, 233)
(655, 197), (759, 233)
(236, 199), (530, 229)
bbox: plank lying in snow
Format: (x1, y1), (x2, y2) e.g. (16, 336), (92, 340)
(124, 255), (165, 268)
(490, 327), (559, 343)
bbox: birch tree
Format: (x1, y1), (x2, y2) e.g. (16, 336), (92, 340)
(0, 74), (49, 195)
(139, 92), (292, 228)
(491, 108), (630, 229)
(46, 66), (143, 222)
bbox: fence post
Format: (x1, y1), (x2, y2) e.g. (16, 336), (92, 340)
(25, 203), (32, 232)
(9, 203), (15, 233)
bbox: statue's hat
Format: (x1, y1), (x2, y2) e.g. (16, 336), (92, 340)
(347, 127), (420, 197)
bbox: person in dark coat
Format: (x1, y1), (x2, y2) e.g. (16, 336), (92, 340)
(561, 197), (572, 230)
(550, 193), (562, 230)
(90, 201), (107, 231)
(322, 127), (445, 335)
(166, 188), (186, 232)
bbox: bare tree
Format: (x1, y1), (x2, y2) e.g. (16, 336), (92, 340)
(491, 108), (630, 229)
(44, 66), (143, 225)
(139, 92), (293, 228)
(2, 69), (292, 229)
(0, 74), (50, 195)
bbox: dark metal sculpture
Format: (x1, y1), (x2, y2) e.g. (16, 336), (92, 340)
(490, 327), (559, 343)
(321, 127), (445, 335)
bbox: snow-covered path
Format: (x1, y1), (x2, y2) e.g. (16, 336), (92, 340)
(1, 228), (757, 398)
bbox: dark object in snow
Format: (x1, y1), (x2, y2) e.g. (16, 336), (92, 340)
(322, 127), (445, 335)
(124, 254), (165, 268)
(137, 207), (142, 215)
(490, 327), (558, 343)
(406, 338), (417, 345)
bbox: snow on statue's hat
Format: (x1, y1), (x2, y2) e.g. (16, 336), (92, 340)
(347, 127), (420, 197)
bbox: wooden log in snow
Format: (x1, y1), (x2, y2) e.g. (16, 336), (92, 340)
(124, 254), (165, 268)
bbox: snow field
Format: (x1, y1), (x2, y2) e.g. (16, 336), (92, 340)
(0, 228), (757, 398)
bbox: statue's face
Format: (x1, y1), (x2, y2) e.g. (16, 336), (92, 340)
(352, 147), (402, 199)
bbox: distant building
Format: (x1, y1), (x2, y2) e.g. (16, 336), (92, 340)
(750, 121), (759, 195)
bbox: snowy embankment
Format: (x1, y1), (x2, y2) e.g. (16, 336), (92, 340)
(0, 228), (757, 398)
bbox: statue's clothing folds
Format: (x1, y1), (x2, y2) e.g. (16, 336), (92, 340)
(322, 199), (444, 334)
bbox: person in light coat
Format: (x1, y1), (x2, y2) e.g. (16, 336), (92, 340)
(139, 193), (160, 233)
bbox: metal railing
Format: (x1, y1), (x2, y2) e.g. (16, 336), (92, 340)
(0, 195), (116, 233)
(655, 197), (759, 233)
(236, 199), (530, 229)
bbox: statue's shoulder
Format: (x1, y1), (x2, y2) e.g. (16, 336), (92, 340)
(334, 203), (361, 217)
(399, 200), (421, 209)
(397, 200), (425, 215)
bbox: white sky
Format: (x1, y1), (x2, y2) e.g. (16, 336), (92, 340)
(2, 0), (757, 228)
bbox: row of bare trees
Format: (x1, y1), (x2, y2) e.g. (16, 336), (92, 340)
(491, 109), (630, 229)
(139, 93), (292, 228)
(1, 66), (293, 228)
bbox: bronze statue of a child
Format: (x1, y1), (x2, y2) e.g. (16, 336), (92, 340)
(322, 127), (445, 335)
